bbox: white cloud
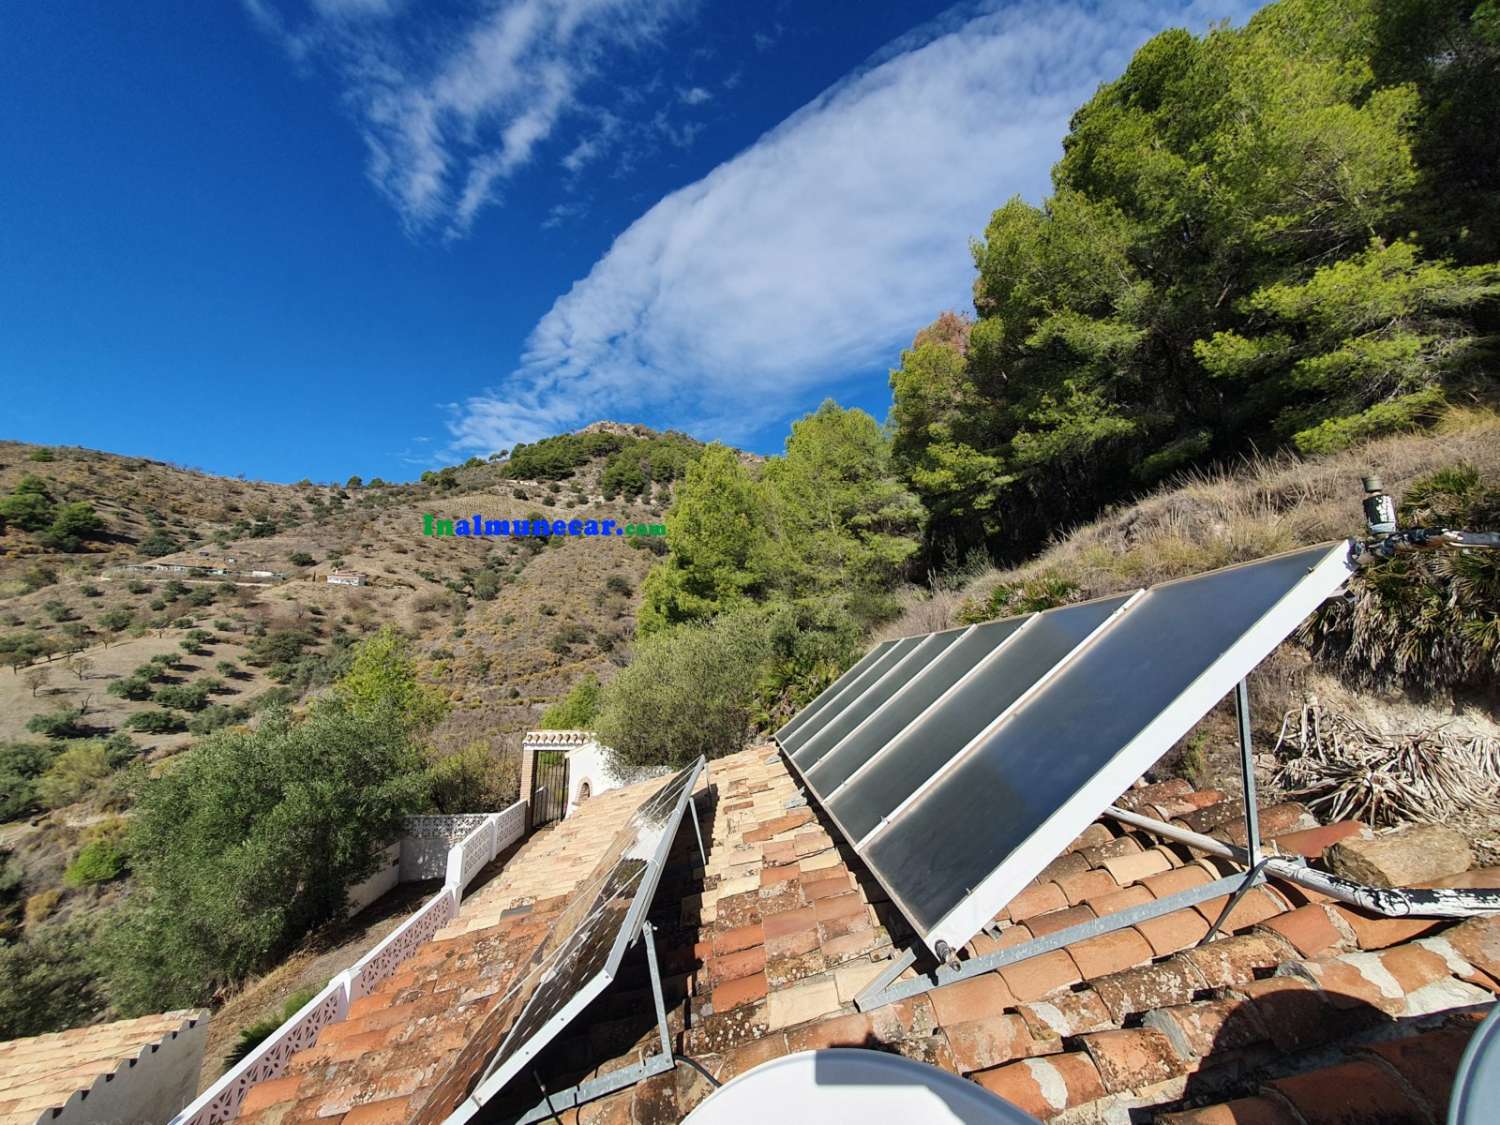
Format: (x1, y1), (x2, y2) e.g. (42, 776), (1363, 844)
(449, 0), (1261, 455)
(244, 0), (698, 236)
(679, 85), (713, 105)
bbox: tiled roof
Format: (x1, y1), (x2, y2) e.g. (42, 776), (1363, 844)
(0, 1011), (205, 1125)
(236, 745), (1500, 1124)
(521, 730), (593, 746)
(233, 774), (677, 1124)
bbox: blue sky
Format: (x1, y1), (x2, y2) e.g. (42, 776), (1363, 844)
(2, 0), (1256, 484)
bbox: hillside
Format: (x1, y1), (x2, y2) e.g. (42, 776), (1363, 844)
(0, 428), (697, 960)
(883, 411), (1500, 856)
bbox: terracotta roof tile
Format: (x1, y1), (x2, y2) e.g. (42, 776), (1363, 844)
(942, 1012), (1059, 1073)
(1158, 1095), (1302, 1124)
(972, 1052), (1105, 1118)
(1136, 907), (1212, 957)
(1068, 925), (1156, 979)
(1268, 1058), (1431, 1123)
(1080, 1027), (1186, 1092)
(998, 949), (1084, 1002)
(219, 741), (1500, 1125)
(0, 1010), (205, 1125)
(1144, 996), (1269, 1059)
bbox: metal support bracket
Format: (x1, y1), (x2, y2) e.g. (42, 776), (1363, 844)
(511, 923), (677, 1124)
(687, 794), (708, 868)
(855, 677), (1271, 1012)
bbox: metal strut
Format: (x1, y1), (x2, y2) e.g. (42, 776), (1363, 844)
(855, 677), (1270, 1012)
(687, 793), (708, 868)
(511, 923), (677, 1124)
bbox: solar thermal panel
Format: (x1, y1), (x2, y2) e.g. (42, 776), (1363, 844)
(776, 542), (1355, 957)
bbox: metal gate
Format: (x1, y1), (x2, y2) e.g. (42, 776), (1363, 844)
(530, 750), (569, 828)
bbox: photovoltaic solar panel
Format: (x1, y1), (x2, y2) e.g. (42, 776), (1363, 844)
(777, 542), (1355, 957)
(451, 759), (704, 1120)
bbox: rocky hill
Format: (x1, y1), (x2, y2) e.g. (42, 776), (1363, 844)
(0, 431), (693, 762)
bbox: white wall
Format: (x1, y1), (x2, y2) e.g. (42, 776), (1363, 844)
(566, 741), (620, 816)
(348, 843), (400, 912)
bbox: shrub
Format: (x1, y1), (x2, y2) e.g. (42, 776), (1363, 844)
(1307, 462), (1500, 691)
(288, 552), (316, 567)
(25, 708), (87, 741)
(125, 710), (186, 734)
(594, 612), (770, 772)
(0, 919), (109, 1038)
(81, 584), (102, 598)
(225, 985), (322, 1069)
(138, 530), (181, 557)
(35, 742), (112, 807)
(64, 838), (128, 887)
(26, 448), (55, 462)
(604, 574), (634, 597)
(187, 704), (247, 735)
(102, 640), (438, 1012)
(958, 571), (1080, 624)
(0, 741), (59, 821)
(127, 579), (150, 594)
(540, 674), (601, 730)
(428, 742), (521, 813)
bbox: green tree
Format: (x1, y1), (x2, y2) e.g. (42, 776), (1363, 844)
(104, 633), (438, 1011)
(427, 741), (520, 813)
(594, 612), (770, 771)
(638, 445), (771, 634)
(0, 476), (55, 532)
(540, 674), (601, 729)
(333, 626), (447, 731)
(762, 401), (923, 601)
(0, 741), (59, 821)
(41, 502), (105, 552)
(889, 0), (1500, 560)
(0, 920), (109, 1038)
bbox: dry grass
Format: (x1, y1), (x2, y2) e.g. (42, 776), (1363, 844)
(884, 408), (1500, 637)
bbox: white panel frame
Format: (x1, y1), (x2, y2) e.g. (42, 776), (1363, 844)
(775, 641), (894, 744)
(790, 631), (955, 768)
(781, 637), (921, 753)
(920, 542), (1354, 954)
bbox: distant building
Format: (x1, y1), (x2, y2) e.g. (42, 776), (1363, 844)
(327, 570), (367, 587)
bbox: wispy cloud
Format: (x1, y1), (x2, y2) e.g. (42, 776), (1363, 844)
(244, 0), (699, 236)
(448, 0), (1259, 455)
(678, 85), (713, 105)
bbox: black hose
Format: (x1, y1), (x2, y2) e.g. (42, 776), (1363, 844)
(674, 1053), (723, 1089)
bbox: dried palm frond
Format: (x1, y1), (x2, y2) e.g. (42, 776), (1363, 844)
(1271, 697), (1500, 828)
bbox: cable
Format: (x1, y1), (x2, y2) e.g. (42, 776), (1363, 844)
(674, 1054), (722, 1089)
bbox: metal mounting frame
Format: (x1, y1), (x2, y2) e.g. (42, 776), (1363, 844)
(510, 922), (676, 1124)
(855, 676), (1268, 1012)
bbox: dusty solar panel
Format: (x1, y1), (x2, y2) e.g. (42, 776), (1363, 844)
(777, 542), (1355, 956)
(451, 759), (703, 1118)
